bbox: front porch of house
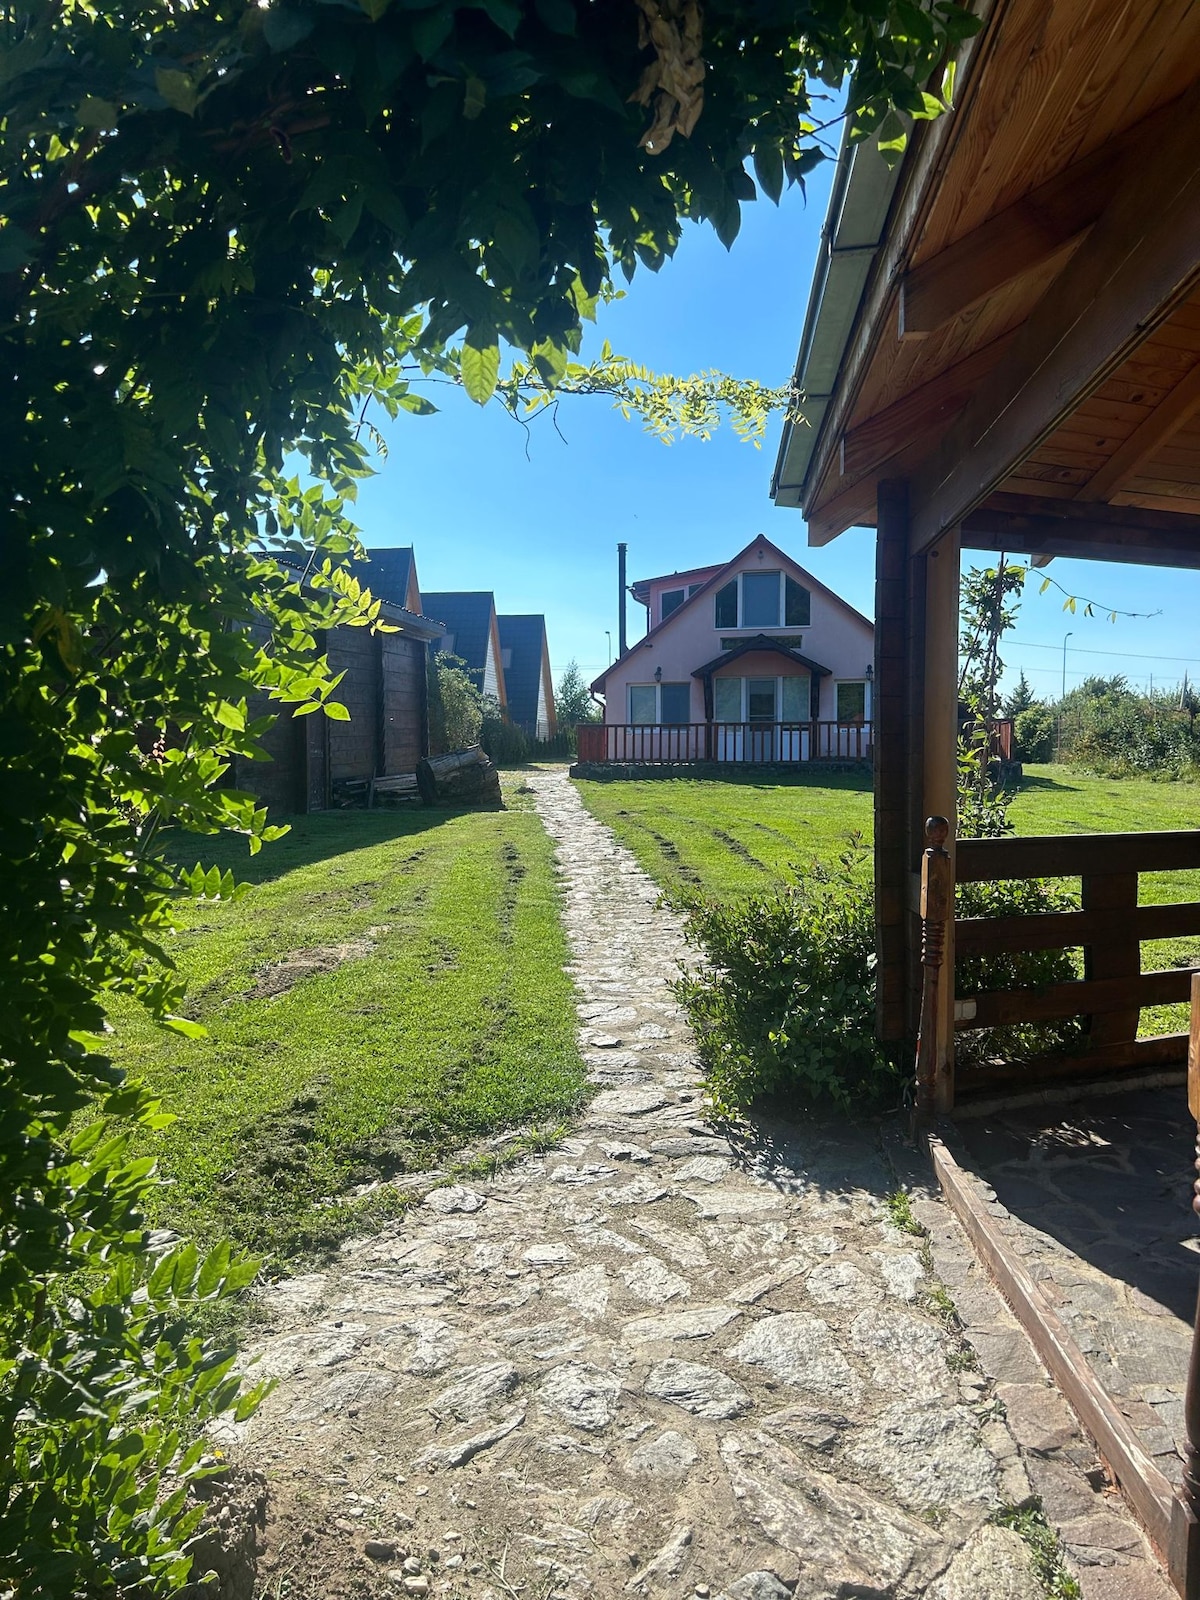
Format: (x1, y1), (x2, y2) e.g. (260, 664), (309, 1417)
(576, 717), (873, 766)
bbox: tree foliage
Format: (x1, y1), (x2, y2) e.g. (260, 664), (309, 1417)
(555, 659), (600, 725)
(2, 0), (978, 1585)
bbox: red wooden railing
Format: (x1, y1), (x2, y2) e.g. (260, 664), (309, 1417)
(575, 721), (873, 765)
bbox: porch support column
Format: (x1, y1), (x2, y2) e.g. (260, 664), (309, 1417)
(875, 480), (921, 1041)
(923, 527), (960, 1110)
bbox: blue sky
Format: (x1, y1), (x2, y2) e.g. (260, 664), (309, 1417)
(354, 161), (1200, 705)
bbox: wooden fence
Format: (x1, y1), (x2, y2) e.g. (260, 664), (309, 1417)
(952, 828), (1200, 1088)
(576, 720), (873, 765)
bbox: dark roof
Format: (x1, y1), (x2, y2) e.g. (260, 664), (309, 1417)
(352, 546), (415, 609)
(422, 592), (497, 681)
(629, 562), (723, 604)
(691, 634), (832, 678)
(497, 615), (548, 732)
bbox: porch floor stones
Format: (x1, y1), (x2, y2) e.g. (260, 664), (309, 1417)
(232, 773), (1172, 1599)
(948, 1090), (1200, 1489)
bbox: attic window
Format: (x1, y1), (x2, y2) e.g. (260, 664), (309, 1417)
(714, 581), (737, 629)
(661, 587), (686, 621)
(785, 577), (810, 626)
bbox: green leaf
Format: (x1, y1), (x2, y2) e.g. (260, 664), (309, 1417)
(322, 700), (351, 720)
(461, 328), (500, 405)
(263, 7), (317, 50)
(534, 0), (575, 31)
(0, 224), (34, 273)
(155, 68), (198, 116)
(463, 74), (487, 119)
(215, 700), (245, 731)
(876, 109), (908, 167)
(162, 1016), (208, 1039)
(411, 6), (453, 59)
(77, 96), (119, 130)
(752, 142), (784, 205)
(358, 0), (391, 19)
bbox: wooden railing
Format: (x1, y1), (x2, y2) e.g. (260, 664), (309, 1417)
(575, 720), (873, 765)
(952, 828), (1200, 1084)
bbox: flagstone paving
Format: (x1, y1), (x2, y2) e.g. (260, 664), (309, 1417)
(234, 771), (1173, 1599)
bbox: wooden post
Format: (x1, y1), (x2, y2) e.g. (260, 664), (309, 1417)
(915, 816), (952, 1126)
(875, 480), (913, 1043)
(1083, 868), (1141, 1047)
(1176, 970), (1200, 1597)
(924, 528), (960, 1110)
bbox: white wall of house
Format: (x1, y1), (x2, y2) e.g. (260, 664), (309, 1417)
(601, 537), (874, 725)
(483, 629), (501, 703)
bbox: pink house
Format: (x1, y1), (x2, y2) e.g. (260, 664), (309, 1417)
(584, 535), (874, 764)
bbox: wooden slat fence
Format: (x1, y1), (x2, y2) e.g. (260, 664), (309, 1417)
(953, 828), (1200, 1078)
(575, 721), (873, 765)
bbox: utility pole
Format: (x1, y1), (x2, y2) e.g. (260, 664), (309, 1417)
(617, 542), (628, 658)
(1061, 631), (1073, 700)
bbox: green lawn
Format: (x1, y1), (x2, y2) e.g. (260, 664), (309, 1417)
(105, 785), (585, 1267)
(575, 763), (1200, 1035)
(573, 767), (874, 900)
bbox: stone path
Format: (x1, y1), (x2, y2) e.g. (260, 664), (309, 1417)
(234, 772), (1172, 1599)
(949, 1087), (1200, 1491)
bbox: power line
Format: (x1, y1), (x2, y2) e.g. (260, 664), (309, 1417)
(1006, 638), (1200, 667)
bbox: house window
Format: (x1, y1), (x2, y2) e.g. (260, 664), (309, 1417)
(784, 577), (811, 626)
(501, 647), (513, 669)
(440, 633), (456, 655)
(714, 571), (810, 630)
(660, 587), (686, 621)
(747, 678), (777, 721)
(660, 682), (691, 723)
(741, 571), (781, 628)
(630, 683), (691, 723)
(629, 684), (657, 724)
(781, 675), (807, 722)
(714, 676), (741, 722)
(837, 681), (867, 722)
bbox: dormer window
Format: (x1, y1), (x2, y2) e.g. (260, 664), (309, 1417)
(660, 582), (706, 623)
(713, 572), (811, 629)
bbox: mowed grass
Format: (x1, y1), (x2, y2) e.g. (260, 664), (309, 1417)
(573, 768), (874, 900)
(104, 791), (585, 1267)
(575, 763), (1200, 1034)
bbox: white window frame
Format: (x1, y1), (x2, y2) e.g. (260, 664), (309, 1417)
(713, 674), (815, 723)
(835, 679), (871, 722)
(716, 571), (811, 631)
(628, 682), (692, 724)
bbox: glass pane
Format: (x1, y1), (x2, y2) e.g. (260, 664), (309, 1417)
(660, 588), (685, 620)
(629, 684), (657, 723)
(714, 581), (737, 629)
(741, 571), (780, 628)
(660, 682), (690, 723)
(747, 678), (776, 721)
(837, 681), (866, 721)
(714, 677), (741, 721)
(784, 577), (811, 627)
(781, 675), (806, 721)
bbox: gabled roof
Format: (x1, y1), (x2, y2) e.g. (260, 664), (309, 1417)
(423, 592), (497, 678)
(691, 635), (832, 679)
(271, 548), (442, 639)
(629, 562), (724, 605)
(590, 534), (874, 693)
(498, 615), (551, 733)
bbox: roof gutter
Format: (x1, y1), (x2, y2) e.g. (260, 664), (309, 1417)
(770, 121), (904, 513)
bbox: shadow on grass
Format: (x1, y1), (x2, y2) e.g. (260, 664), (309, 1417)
(161, 806), (470, 888)
(578, 767), (874, 795)
(1014, 773), (1085, 793)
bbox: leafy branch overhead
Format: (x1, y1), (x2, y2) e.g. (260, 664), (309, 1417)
(2, 0), (978, 1588)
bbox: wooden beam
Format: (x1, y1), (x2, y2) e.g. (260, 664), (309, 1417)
(930, 1136), (1175, 1562)
(923, 529), (959, 1111)
(1078, 359), (1200, 501)
(874, 480), (915, 1044)
(898, 98), (1183, 336)
(910, 76), (1200, 553)
(840, 336), (1012, 482)
(957, 828), (1200, 882)
(962, 491), (1200, 567)
(956, 900), (1200, 958)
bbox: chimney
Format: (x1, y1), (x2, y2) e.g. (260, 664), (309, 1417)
(617, 542), (628, 657)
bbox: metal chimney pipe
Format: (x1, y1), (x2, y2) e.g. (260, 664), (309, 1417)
(617, 542), (628, 657)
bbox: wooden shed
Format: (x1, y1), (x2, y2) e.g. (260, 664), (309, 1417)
(772, 0), (1200, 1588)
(235, 557), (444, 813)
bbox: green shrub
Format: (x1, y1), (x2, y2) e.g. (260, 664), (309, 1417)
(674, 838), (1084, 1115)
(673, 842), (903, 1117)
(480, 715), (531, 766)
(1014, 705), (1055, 763)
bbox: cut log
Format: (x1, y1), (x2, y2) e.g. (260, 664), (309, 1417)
(416, 746), (503, 809)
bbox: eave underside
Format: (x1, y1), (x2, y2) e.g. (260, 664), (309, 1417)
(794, 0), (1200, 562)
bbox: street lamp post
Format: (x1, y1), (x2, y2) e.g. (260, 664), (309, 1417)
(605, 630), (613, 665)
(1061, 631), (1074, 700)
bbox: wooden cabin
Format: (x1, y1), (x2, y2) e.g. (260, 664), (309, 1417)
(773, 1), (1200, 1590)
